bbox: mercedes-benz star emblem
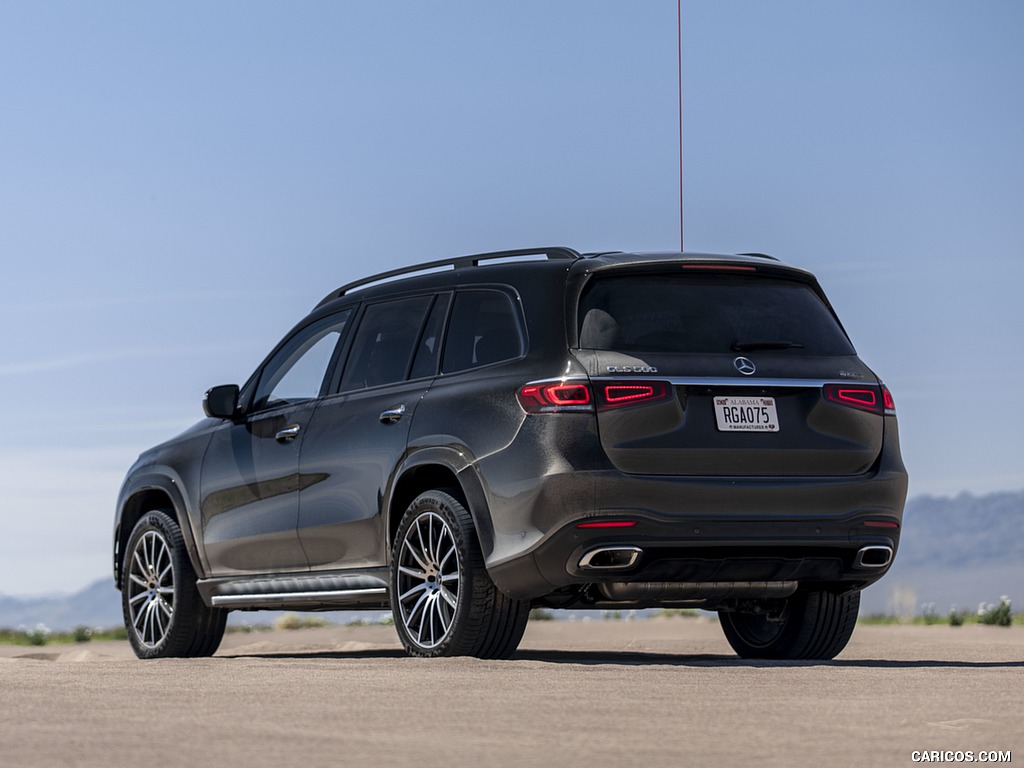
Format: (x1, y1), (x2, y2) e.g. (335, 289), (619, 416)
(733, 356), (756, 376)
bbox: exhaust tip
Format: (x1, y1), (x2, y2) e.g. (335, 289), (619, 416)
(854, 545), (893, 569)
(578, 546), (643, 571)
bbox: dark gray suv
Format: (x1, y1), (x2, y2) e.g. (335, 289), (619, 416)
(114, 247), (907, 660)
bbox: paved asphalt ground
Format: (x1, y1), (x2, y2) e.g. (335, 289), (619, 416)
(1, 618), (1020, 767)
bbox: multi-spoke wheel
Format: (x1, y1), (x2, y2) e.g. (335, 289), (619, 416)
(390, 489), (529, 658)
(394, 510), (461, 650)
(125, 528), (177, 648)
(121, 510), (226, 659)
(718, 589), (861, 660)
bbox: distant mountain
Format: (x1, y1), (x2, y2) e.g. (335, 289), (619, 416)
(0, 578), (122, 631)
(3, 490), (1021, 629)
(861, 489), (1024, 615)
(0, 578), (388, 632)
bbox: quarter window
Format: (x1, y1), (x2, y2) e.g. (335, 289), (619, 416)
(441, 290), (524, 374)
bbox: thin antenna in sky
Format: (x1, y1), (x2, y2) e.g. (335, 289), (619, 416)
(677, 0), (684, 252)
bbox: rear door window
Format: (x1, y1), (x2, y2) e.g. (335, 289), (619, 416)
(578, 274), (855, 356)
(340, 296), (433, 391)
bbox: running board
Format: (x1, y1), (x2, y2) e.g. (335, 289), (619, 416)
(197, 569), (391, 611)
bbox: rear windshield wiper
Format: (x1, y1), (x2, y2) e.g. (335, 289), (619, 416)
(731, 340), (805, 351)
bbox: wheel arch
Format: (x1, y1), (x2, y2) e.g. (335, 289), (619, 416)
(114, 473), (205, 590)
(386, 450), (495, 562)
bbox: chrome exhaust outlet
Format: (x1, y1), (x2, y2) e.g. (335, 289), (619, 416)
(854, 545), (893, 569)
(578, 546), (643, 571)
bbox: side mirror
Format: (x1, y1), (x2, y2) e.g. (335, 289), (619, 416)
(203, 384), (240, 419)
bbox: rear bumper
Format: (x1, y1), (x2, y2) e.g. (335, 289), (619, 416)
(484, 457), (908, 602)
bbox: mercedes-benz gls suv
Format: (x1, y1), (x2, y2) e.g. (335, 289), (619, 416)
(114, 247), (907, 660)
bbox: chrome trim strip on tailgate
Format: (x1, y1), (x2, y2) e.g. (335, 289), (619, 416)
(591, 377), (854, 388)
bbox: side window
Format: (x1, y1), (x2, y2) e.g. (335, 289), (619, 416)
(252, 311), (351, 411)
(409, 294), (452, 380)
(441, 290), (524, 374)
(340, 296), (433, 391)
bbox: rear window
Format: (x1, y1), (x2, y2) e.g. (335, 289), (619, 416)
(577, 274), (855, 356)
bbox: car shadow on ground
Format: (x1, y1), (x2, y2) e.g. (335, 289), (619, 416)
(218, 647), (1024, 669)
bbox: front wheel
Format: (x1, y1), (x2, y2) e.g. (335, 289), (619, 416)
(718, 589), (860, 660)
(121, 510), (226, 659)
(390, 489), (529, 658)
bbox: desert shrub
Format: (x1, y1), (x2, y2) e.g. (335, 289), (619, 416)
(979, 596), (1013, 627)
(72, 626), (93, 643)
(948, 608), (964, 627)
(28, 625), (50, 646)
(922, 603), (940, 625)
(528, 608), (554, 621)
(274, 613), (329, 631)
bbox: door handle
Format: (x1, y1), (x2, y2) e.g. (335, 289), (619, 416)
(379, 404), (406, 424)
(275, 424), (301, 442)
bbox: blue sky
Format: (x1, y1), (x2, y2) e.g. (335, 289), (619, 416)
(1, 1), (1022, 596)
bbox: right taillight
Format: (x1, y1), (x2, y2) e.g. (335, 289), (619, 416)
(823, 383), (887, 415)
(881, 385), (896, 415)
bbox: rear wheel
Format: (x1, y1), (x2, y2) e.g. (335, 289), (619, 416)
(121, 510), (226, 659)
(390, 489), (529, 658)
(718, 589), (860, 660)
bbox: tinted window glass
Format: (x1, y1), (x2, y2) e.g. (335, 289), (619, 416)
(441, 291), (523, 374)
(340, 296), (433, 391)
(409, 294), (451, 380)
(253, 312), (351, 411)
(578, 275), (855, 356)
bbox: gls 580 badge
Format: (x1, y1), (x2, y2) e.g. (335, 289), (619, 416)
(606, 365), (658, 374)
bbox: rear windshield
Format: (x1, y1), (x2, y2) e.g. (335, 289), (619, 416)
(577, 274), (855, 356)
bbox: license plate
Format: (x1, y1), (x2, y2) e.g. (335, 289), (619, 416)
(714, 396), (779, 432)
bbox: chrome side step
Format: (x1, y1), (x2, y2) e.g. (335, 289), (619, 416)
(197, 569), (391, 610)
(211, 588), (387, 608)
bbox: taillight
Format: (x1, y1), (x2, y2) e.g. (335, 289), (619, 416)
(822, 383), (884, 414)
(518, 378), (675, 414)
(517, 381), (594, 413)
(882, 385), (896, 415)
(596, 380), (672, 410)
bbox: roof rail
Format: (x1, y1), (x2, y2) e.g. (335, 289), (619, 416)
(316, 246), (581, 307)
(736, 252), (779, 261)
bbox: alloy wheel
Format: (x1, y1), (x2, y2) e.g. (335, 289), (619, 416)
(125, 530), (176, 649)
(395, 510), (461, 649)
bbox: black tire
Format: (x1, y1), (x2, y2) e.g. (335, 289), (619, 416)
(390, 489), (529, 659)
(121, 510), (227, 659)
(718, 589), (860, 660)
